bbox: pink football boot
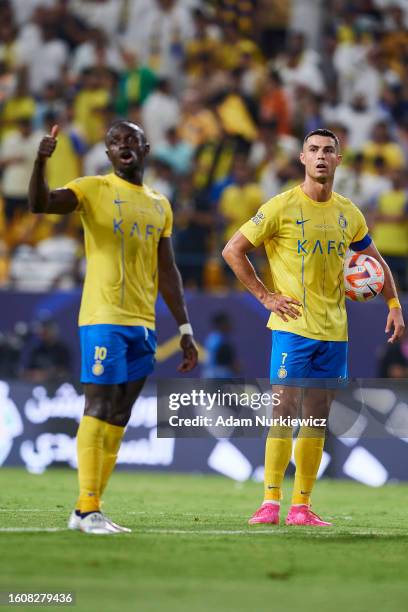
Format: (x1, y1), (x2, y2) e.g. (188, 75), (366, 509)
(285, 504), (332, 526)
(248, 503), (280, 525)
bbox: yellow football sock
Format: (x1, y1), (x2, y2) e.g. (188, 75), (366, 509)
(292, 426), (325, 506)
(264, 426), (293, 502)
(99, 422), (125, 498)
(76, 415), (105, 514)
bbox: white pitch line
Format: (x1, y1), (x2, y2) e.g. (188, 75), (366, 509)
(0, 527), (287, 535)
(114, 527), (403, 537)
(0, 509), (57, 513)
(0, 527), (401, 536)
(0, 528), (65, 532)
(0, 509), (149, 515)
(0, 527), (285, 535)
(141, 529), (292, 535)
(0, 510), (355, 520)
(139, 528), (406, 537)
(0, 527), (292, 535)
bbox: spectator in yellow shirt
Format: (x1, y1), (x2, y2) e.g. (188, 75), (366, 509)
(216, 22), (261, 71)
(0, 69), (36, 137)
(178, 89), (220, 148)
(43, 111), (85, 190)
(185, 8), (220, 77)
(216, 69), (258, 142)
(363, 121), (405, 173)
(371, 169), (408, 291)
(219, 155), (263, 242)
(74, 67), (110, 145)
(380, 5), (408, 76)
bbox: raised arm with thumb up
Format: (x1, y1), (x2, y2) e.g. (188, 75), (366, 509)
(29, 123), (78, 214)
(50, 124), (59, 139)
(37, 124), (60, 160)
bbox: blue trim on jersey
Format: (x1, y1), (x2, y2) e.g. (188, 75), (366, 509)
(80, 324), (157, 384)
(270, 331), (348, 388)
(350, 233), (372, 252)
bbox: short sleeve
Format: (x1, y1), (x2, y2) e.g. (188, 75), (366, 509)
(63, 176), (102, 213)
(350, 205), (369, 243)
(239, 198), (280, 247)
(161, 197), (173, 238)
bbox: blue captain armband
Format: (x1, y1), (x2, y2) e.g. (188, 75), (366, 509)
(349, 234), (372, 252)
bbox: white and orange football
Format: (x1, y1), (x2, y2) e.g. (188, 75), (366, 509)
(344, 253), (384, 302)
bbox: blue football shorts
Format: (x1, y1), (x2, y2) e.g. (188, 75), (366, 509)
(270, 330), (348, 387)
(79, 324), (157, 384)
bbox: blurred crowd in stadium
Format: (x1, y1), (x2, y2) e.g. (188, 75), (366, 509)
(0, 0), (407, 294)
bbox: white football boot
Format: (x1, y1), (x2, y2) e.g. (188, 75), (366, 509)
(79, 512), (120, 534)
(67, 510), (81, 531)
(68, 510), (131, 533)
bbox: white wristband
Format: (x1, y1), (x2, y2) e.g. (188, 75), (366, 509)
(179, 323), (193, 336)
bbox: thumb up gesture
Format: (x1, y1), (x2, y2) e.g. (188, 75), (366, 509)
(37, 124), (59, 160)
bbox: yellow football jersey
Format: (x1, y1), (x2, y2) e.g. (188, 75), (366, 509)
(64, 173), (173, 329)
(240, 185), (369, 341)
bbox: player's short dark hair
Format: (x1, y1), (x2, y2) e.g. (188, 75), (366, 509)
(105, 120), (146, 144)
(303, 128), (340, 151)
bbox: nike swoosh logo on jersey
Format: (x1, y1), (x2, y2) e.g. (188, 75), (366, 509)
(296, 219), (310, 225)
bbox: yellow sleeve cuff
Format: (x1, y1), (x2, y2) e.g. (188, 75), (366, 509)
(387, 298), (401, 310)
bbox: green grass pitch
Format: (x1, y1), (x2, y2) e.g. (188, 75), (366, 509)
(0, 468), (407, 612)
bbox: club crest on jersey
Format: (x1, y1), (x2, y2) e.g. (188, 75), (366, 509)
(277, 367), (287, 379)
(338, 213), (347, 229)
(92, 362), (104, 376)
(251, 211), (265, 226)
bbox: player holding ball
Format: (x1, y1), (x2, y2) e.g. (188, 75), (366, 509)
(223, 128), (404, 527)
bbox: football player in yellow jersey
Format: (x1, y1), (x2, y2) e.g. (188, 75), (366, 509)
(29, 121), (198, 534)
(223, 129), (405, 527)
